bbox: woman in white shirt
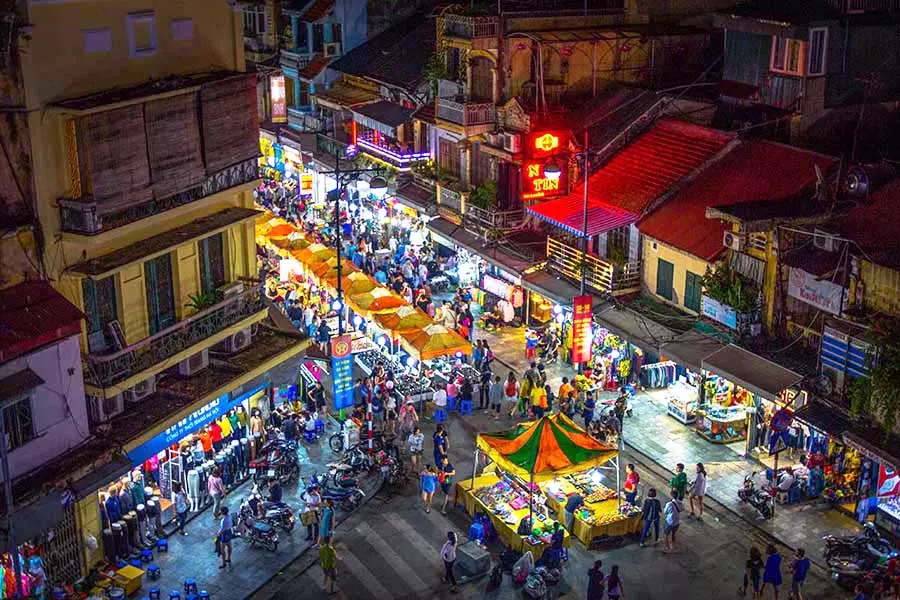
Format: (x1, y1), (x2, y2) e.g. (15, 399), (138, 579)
(440, 531), (458, 592)
(689, 462), (708, 521)
(408, 426), (425, 472)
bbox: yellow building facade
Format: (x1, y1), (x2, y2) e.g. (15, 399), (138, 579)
(642, 237), (714, 314)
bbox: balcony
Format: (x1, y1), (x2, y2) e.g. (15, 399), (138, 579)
(442, 14), (499, 49)
(356, 133), (430, 172)
(85, 285), (265, 388)
(465, 205), (523, 232)
(436, 98), (495, 131)
(280, 48), (312, 72)
(59, 158), (260, 236)
(546, 237), (641, 295)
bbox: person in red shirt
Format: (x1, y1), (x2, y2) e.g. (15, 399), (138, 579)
(209, 421), (223, 453)
(199, 429), (213, 459)
(623, 463), (640, 504)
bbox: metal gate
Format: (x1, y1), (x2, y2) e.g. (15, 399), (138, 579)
(36, 505), (82, 584)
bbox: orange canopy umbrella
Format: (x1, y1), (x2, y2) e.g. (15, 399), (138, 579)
(400, 324), (472, 361)
(295, 243), (333, 265)
(267, 223), (297, 238)
(373, 305), (433, 333)
(348, 287), (406, 315)
(325, 271), (377, 296)
(311, 257), (357, 278)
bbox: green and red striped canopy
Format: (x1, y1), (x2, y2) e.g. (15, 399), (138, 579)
(476, 414), (617, 482)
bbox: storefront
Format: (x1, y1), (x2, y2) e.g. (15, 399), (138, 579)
(841, 429), (900, 537)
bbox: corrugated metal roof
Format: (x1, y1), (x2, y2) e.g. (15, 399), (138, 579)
(527, 196), (637, 238)
(0, 281), (83, 364)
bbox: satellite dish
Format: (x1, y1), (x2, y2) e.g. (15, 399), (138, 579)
(845, 165), (870, 199)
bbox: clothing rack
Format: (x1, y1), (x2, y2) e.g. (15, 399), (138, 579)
(641, 360), (675, 369)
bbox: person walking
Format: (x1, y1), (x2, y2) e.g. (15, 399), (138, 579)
(489, 375), (503, 419)
(399, 398), (419, 437)
(302, 485), (322, 542)
(639, 488), (661, 547)
(440, 531), (459, 593)
(319, 537), (338, 595)
(439, 456), (456, 514)
(217, 506), (233, 569)
(761, 544), (783, 600)
(318, 498), (335, 546)
(583, 393), (596, 430)
(173, 483), (188, 536)
(663, 488), (683, 554)
(738, 546), (764, 599)
(479, 362), (492, 409)
(607, 565), (625, 600)
(408, 426), (425, 472)
(421, 465), (438, 513)
(689, 463), (708, 520)
(587, 560), (605, 600)
(670, 463), (688, 501)
(433, 424), (449, 467)
(788, 548), (810, 600)
(208, 467), (225, 521)
(505, 373), (520, 418)
(623, 463), (640, 504)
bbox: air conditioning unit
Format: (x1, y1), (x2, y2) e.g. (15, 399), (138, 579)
(218, 281), (243, 299)
(123, 375), (156, 404)
(324, 42), (341, 57)
(813, 228), (838, 252)
(501, 133), (521, 153)
(722, 231), (745, 252)
(485, 132), (501, 146)
(177, 349), (210, 377)
(213, 328), (253, 355)
(89, 393), (125, 423)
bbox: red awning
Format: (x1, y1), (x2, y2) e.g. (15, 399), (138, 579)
(527, 195), (637, 237)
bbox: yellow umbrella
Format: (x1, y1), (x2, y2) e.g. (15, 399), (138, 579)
(373, 305), (433, 333)
(325, 271), (377, 296)
(311, 258), (358, 279)
(348, 287), (406, 315)
(400, 324), (472, 361)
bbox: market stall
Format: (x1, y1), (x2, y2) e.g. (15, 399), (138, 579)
(459, 414), (639, 551)
(399, 324), (472, 362)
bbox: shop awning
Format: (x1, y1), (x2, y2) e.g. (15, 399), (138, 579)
(701, 344), (803, 402)
(426, 217), (532, 275)
(527, 196), (637, 238)
(660, 331), (725, 373)
(352, 100), (415, 138)
(794, 400), (852, 439)
(594, 305), (675, 353)
(0, 368), (43, 404)
(520, 270), (604, 309)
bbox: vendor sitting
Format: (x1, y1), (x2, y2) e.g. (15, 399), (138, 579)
(303, 412), (318, 435)
(482, 306), (504, 330)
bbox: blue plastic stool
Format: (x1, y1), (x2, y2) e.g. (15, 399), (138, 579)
(315, 419), (325, 435)
(157, 538), (169, 553)
(468, 521), (485, 542)
(116, 560), (128, 569)
(168, 593), (180, 600)
(129, 559), (142, 569)
(141, 548), (154, 563)
(448, 396), (458, 411)
(434, 408), (446, 423)
(198, 592), (210, 600)
(186, 595), (199, 600)
(147, 565), (161, 580)
(303, 429), (317, 443)
(184, 578), (198, 595)
(149, 587), (161, 600)
(459, 399), (473, 416)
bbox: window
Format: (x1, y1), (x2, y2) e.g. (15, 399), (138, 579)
(771, 37), (803, 75)
(242, 5), (265, 36)
(295, 22), (308, 51)
(82, 276), (118, 353)
(284, 76), (297, 107)
(298, 84), (310, 108)
(808, 28), (828, 76)
(199, 233), (226, 294)
(127, 12), (157, 58)
(4, 397), (35, 451)
(171, 18), (194, 42)
(606, 226), (630, 262)
(331, 23), (342, 46)
(312, 24), (325, 54)
(684, 271), (703, 313)
(656, 258), (674, 301)
(439, 138), (461, 178)
(471, 147), (493, 186)
(144, 253), (176, 334)
(83, 28), (112, 53)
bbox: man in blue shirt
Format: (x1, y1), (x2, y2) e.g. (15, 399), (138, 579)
(790, 547), (811, 600)
(374, 269), (388, 284)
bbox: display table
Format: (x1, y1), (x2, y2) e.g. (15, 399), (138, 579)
(667, 395), (697, 425)
(695, 406), (747, 444)
(543, 477), (642, 545)
(456, 474), (570, 553)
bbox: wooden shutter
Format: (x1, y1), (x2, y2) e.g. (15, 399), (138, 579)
(145, 93), (205, 198)
(656, 259), (674, 301)
(684, 271), (702, 312)
(81, 105), (152, 210)
(200, 74), (260, 173)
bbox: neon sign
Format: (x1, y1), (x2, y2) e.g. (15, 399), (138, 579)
(534, 133), (559, 153)
(270, 75), (287, 124)
(522, 161), (565, 200)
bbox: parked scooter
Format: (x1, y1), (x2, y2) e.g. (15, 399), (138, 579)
(250, 439), (300, 484)
(309, 471), (366, 511)
(247, 484), (296, 532)
(825, 522), (897, 587)
(738, 473), (773, 519)
(237, 497), (279, 552)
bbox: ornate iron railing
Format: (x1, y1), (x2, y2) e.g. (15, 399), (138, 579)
(436, 98), (495, 127)
(546, 237), (641, 294)
(280, 48), (312, 71)
(59, 158), (260, 235)
(437, 186), (463, 214)
(465, 205), (523, 231)
(85, 286), (265, 388)
(443, 14), (499, 39)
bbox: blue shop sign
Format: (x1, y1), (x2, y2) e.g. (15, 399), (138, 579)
(128, 384), (268, 465)
(332, 354), (354, 410)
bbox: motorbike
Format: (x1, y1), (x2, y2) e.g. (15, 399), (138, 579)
(310, 471), (366, 511)
(326, 462), (360, 489)
(825, 523), (897, 588)
(537, 336), (560, 363)
(247, 484), (296, 532)
(237, 498), (279, 552)
(738, 473), (773, 519)
(250, 439), (300, 484)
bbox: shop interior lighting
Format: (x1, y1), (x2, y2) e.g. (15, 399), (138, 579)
(406, 357), (417, 368)
(331, 299), (343, 311)
(378, 336), (388, 346)
(455, 351), (463, 358)
(552, 304), (563, 315)
(352, 315), (363, 327)
(555, 313), (565, 324)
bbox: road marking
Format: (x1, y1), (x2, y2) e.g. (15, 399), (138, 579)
(383, 512), (446, 569)
(356, 521), (431, 592)
(337, 543), (393, 599)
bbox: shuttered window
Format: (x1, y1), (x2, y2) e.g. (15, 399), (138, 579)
(145, 253), (176, 334)
(684, 271), (703, 312)
(200, 75), (260, 172)
(82, 276), (118, 353)
(145, 93), (205, 198)
(656, 259), (674, 301)
(199, 233), (226, 294)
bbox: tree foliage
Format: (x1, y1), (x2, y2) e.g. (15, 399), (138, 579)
(850, 319), (900, 435)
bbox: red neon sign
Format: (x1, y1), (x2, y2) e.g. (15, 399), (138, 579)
(522, 161), (565, 201)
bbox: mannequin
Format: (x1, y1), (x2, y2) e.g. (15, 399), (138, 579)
(130, 471), (145, 507)
(105, 486), (122, 525)
(187, 468), (201, 512)
(135, 504), (147, 548)
(118, 482), (134, 514)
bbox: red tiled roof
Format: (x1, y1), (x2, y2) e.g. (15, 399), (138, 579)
(0, 281), (83, 364)
(301, 0), (334, 23)
(838, 178), (900, 265)
(639, 141), (836, 262)
(299, 53), (331, 80)
(583, 120), (734, 215)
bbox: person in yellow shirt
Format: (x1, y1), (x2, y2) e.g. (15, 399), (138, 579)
(557, 378), (574, 412)
(218, 414), (233, 443)
(531, 384), (548, 419)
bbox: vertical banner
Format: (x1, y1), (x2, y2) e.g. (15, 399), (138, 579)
(330, 335), (354, 410)
(571, 295), (593, 364)
(270, 75), (287, 124)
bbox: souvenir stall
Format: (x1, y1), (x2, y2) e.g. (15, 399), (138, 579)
(0, 544), (47, 599)
(458, 414), (636, 551)
(400, 324), (473, 412)
(584, 329), (637, 392)
(478, 273), (523, 329)
(835, 431), (900, 536)
(693, 373), (750, 444)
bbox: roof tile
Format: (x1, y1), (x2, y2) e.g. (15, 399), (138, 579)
(0, 281), (83, 364)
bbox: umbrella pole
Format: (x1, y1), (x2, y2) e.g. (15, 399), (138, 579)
(616, 455), (621, 510)
(471, 448), (478, 491)
(529, 472), (534, 527)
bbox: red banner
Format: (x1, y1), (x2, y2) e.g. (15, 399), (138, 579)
(571, 295), (593, 364)
(878, 465), (900, 498)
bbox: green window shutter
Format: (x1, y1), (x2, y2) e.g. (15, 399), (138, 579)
(656, 259), (674, 301)
(684, 271), (702, 312)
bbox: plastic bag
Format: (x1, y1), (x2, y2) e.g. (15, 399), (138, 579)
(512, 550), (534, 580)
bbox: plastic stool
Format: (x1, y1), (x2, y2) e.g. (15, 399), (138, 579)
(116, 560), (128, 569)
(315, 419), (325, 435)
(186, 595), (199, 600)
(198, 592), (210, 600)
(459, 399), (473, 416)
(184, 578), (198, 595)
(157, 538), (169, 553)
(468, 521), (485, 542)
(169, 593), (181, 600)
(108, 588), (125, 600)
(149, 587), (161, 600)
(303, 430), (317, 443)
(129, 559), (142, 569)
(147, 565), (161, 580)
(434, 408), (446, 423)
(141, 548), (154, 563)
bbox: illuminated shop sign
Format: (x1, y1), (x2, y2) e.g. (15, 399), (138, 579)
(270, 75), (287, 124)
(522, 161), (566, 201)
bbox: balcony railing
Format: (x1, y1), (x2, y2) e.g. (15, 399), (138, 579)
(546, 237), (641, 295)
(59, 157), (260, 236)
(85, 286), (265, 388)
(280, 48), (312, 71)
(356, 137), (430, 171)
(436, 98), (495, 128)
(443, 14), (499, 41)
(465, 205), (523, 231)
(437, 186), (463, 214)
